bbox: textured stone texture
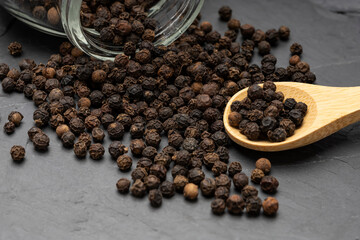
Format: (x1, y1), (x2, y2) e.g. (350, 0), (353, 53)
(0, 0), (360, 239)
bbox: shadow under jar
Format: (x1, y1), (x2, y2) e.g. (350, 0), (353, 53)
(2, 0), (204, 61)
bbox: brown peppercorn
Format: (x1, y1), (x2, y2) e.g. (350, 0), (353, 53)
(117, 155), (133, 172)
(188, 167), (205, 185)
(289, 55), (301, 66)
(226, 195), (245, 214)
(211, 198), (226, 215)
(260, 176), (279, 193)
(84, 115), (101, 130)
(73, 141), (87, 159)
(200, 21), (213, 33)
(203, 152), (219, 168)
(173, 175), (189, 192)
(290, 43), (303, 55)
(131, 167), (148, 181)
(148, 189), (162, 208)
(160, 181), (175, 198)
(92, 70), (107, 84)
(130, 179), (146, 198)
(107, 122), (124, 140)
(69, 117), (85, 135)
(89, 143), (105, 160)
(56, 124), (70, 138)
(10, 145), (25, 161)
(8, 42), (22, 56)
(4, 122), (16, 134)
(218, 6), (232, 21)
(255, 158), (271, 174)
(228, 112), (242, 128)
(92, 127), (105, 143)
(108, 141), (128, 159)
(47, 7), (60, 25)
(211, 160), (228, 176)
(214, 186), (230, 200)
(27, 127), (43, 141)
(144, 175), (161, 190)
(33, 132), (50, 151)
(8, 111), (23, 126)
(215, 174), (231, 189)
(278, 25), (290, 40)
(246, 196), (262, 215)
(61, 131), (76, 148)
(78, 132), (92, 149)
(251, 168), (265, 184)
(130, 139), (146, 156)
(228, 162), (242, 177)
(262, 197), (279, 216)
(200, 178), (216, 197)
(233, 172), (249, 191)
(116, 178), (131, 194)
(227, 19), (241, 31)
(241, 185), (259, 200)
(184, 183), (198, 200)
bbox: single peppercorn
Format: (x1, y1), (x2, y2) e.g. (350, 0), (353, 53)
(184, 183), (199, 200)
(211, 198), (226, 215)
(4, 122), (16, 134)
(107, 122), (124, 140)
(89, 143), (105, 160)
(108, 141), (128, 159)
(56, 124), (70, 138)
(117, 155), (133, 172)
(92, 127), (105, 143)
(73, 141), (87, 159)
(251, 168), (265, 184)
(8, 42), (22, 56)
(10, 145), (25, 161)
(173, 175), (189, 192)
(226, 194), (245, 215)
(218, 6), (232, 21)
(144, 175), (161, 190)
(290, 42), (303, 55)
(233, 172), (249, 191)
(228, 112), (242, 128)
(215, 174), (231, 189)
(33, 132), (50, 151)
(160, 181), (175, 198)
(148, 189), (162, 208)
(130, 179), (147, 198)
(228, 162), (242, 177)
(116, 178), (131, 194)
(61, 131), (76, 148)
(241, 185), (259, 200)
(255, 158), (272, 174)
(8, 111), (23, 126)
(246, 196), (262, 215)
(200, 178), (216, 197)
(260, 176), (279, 193)
(262, 197), (279, 216)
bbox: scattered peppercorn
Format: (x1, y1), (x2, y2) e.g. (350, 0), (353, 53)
(8, 42), (22, 56)
(10, 145), (25, 161)
(8, 111), (23, 126)
(251, 168), (265, 184)
(4, 121), (16, 134)
(89, 143), (105, 160)
(260, 176), (279, 193)
(255, 158), (271, 174)
(184, 183), (199, 200)
(262, 197), (279, 216)
(116, 178), (131, 194)
(148, 189), (162, 208)
(211, 198), (226, 215)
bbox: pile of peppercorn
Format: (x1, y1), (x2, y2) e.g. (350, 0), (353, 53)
(18, 0), (61, 26)
(0, 5), (316, 216)
(80, 0), (159, 47)
(229, 82), (308, 142)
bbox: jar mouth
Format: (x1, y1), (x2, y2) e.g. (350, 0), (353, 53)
(62, 0), (204, 61)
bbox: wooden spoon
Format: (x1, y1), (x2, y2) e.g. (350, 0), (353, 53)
(224, 82), (360, 152)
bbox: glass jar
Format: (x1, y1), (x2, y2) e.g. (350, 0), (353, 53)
(2, 0), (204, 61)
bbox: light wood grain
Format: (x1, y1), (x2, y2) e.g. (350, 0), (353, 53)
(224, 82), (360, 152)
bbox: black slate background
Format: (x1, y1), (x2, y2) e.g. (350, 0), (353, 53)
(0, 0), (360, 239)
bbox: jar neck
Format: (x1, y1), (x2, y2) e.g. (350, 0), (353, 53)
(61, 0), (204, 61)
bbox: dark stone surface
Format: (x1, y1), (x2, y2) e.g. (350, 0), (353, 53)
(0, 0), (360, 239)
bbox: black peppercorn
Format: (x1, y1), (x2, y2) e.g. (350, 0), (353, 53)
(211, 198), (226, 215)
(10, 145), (25, 161)
(74, 141), (87, 158)
(117, 155), (133, 172)
(89, 143), (105, 160)
(226, 195), (245, 214)
(260, 176), (279, 193)
(4, 121), (16, 134)
(160, 181), (175, 198)
(116, 178), (131, 194)
(33, 132), (50, 151)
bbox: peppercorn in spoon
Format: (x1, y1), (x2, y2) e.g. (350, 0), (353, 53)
(224, 82), (360, 152)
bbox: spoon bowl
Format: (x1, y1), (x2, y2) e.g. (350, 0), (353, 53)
(224, 82), (360, 152)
